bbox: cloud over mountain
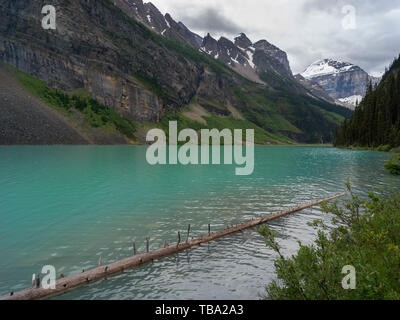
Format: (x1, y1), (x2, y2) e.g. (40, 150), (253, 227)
(177, 7), (243, 35)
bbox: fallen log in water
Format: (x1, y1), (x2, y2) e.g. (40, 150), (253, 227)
(0, 193), (345, 300)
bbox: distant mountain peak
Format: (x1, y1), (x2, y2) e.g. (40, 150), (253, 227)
(201, 34), (218, 55)
(234, 33), (252, 49)
(300, 58), (381, 108)
(301, 59), (358, 79)
(218, 36), (232, 43)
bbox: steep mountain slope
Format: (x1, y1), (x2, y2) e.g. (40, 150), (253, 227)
(0, 63), (130, 145)
(335, 55), (400, 148)
(294, 74), (336, 104)
(0, 0), (351, 144)
(301, 59), (380, 108)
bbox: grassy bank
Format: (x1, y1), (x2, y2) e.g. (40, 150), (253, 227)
(260, 183), (400, 300)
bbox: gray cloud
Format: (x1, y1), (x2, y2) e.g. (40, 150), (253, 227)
(176, 7), (243, 36)
(302, 0), (342, 13)
(302, 0), (397, 15)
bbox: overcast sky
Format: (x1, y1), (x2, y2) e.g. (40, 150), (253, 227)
(150, 0), (400, 76)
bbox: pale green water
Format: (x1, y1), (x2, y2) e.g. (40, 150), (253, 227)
(0, 146), (398, 299)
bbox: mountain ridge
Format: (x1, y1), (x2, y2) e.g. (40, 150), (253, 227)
(200, 32), (293, 85)
(111, 0), (203, 49)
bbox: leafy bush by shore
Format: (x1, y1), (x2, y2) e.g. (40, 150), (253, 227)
(377, 145), (392, 152)
(385, 153), (400, 175)
(260, 183), (400, 300)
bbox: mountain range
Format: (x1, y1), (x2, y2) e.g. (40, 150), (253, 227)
(0, 0), (353, 145)
(116, 0), (378, 109)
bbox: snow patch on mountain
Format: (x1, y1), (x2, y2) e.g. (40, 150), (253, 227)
(245, 49), (255, 69)
(301, 59), (356, 79)
(338, 95), (363, 107)
(164, 17), (170, 28)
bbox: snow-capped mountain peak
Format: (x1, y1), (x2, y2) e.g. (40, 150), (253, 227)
(301, 59), (357, 79)
(299, 58), (380, 108)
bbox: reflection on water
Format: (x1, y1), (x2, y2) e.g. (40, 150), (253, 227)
(0, 146), (398, 299)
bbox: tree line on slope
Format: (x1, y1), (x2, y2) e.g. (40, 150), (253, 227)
(334, 55), (400, 148)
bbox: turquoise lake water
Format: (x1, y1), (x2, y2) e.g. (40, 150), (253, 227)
(0, 146), (399, 299)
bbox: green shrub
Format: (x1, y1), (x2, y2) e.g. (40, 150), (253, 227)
(385, 154), (400, 175)
(260, 183), (400, 300)
(377, 145), (391, 152)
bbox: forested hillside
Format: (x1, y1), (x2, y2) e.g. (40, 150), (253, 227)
(335, 55), (400, 148)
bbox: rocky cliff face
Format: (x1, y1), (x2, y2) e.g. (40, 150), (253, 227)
(252, 39), (292, 76)
(300, 59), (380, 108)
(0, 0), (213, 122)
(294, 74), (335, 104)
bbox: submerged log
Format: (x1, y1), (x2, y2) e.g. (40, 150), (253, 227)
(0, 193), (345, 301)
